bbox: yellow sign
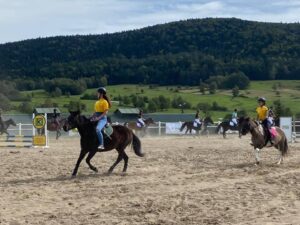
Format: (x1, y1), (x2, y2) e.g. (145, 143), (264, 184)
(33, 115), (46, 129)
(33, 135), (46, 146)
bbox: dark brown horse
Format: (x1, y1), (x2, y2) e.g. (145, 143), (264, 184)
(0, 119), (17, 136)
(216, 119), (242, 138)
(124, 118), (155, 136)
(180, 117), (214, 135)
(63, 111), (144, 177)
(240, 117), (288, 165)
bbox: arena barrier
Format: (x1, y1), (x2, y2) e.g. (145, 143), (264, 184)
(0, 133), (33, 148)
(292, 117), (300, 142)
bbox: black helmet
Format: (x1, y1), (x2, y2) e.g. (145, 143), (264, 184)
(258, 97), (266, 103)
(97, 87), (107, 94)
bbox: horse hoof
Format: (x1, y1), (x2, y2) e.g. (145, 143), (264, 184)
(71, 175), (76, 179)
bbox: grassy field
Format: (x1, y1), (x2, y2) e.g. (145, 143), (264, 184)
(10, 80), (300, 119)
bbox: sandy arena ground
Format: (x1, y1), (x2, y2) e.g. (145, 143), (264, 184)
(0, 135), (300, 225)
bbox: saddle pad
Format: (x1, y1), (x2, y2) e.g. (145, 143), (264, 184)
(229, 121), (234, 127)
(269, 127), (278, 138)
(103, 124), (113, 137)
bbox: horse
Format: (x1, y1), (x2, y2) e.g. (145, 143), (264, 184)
(37, 118), (66, 140)
(47, 118), (67, 140)
(180, 117), (214, 135)
(124, 118), (155, 137)
(0, 119), (17, 136)
(216, 118), (242, 138)
(63, 111), (144, 177)
(239, 117), (288, 165)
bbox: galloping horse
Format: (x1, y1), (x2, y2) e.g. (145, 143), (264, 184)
(239, 117), (288, 165)
(0, 119), (17, 136)
(124, 118), (155, 136)
(63, 111), (144, 177)
(180, 117), (214, 135)
(216, 118), (242, 138)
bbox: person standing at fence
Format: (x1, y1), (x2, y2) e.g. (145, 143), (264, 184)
(92, 87), (111, 150)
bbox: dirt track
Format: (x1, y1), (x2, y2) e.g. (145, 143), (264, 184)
(0, 135), (300, 225)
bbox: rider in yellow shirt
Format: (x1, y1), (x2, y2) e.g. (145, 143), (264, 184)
(93, 87), (111, 149)
(256, 97), (272, 146)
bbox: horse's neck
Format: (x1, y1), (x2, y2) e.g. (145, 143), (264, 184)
(250, 124), (264, 138)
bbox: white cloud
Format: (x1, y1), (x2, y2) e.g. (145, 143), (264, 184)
(0, 0), (299, 43)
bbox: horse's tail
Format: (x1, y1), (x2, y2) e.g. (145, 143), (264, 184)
(132, 132), (144, 157)
(216, 123), (222, 133)
(281, 136), (289, 156)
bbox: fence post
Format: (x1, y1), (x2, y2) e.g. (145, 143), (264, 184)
(32, 113), (35, 136)
(18, 123), (22, 136)
(158, 121), (161, 136)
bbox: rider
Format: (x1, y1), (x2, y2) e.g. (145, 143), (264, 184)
(193, 110), (202, 128)
(53, 108), (60, 126)
(94, 87), (111, 150)
(137, 110), (145, 128)
(268, 106), (275, 126)
(256, 97), (272, 146)
(231, 109), (238, 127)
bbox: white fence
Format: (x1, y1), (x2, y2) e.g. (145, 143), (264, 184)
(292, 118), (300, 142)
(7, 123), (33, 136)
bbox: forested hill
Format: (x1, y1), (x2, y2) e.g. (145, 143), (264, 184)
(0, 18), (299, 85)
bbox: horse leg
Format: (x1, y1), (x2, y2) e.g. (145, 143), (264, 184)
(276, 143), (283, 165)
(122, 152), (129, 173)
(108, 152), (123, 174)
(72, 150), (87, 177)
(254, 148), (260, 165)
(86, 150), (98, 173)
(223, 130), (226, 139)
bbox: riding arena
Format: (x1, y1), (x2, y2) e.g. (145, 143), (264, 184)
(0, 111), (300, 225)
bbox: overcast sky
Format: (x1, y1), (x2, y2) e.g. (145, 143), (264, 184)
(0, 0), (299, 43)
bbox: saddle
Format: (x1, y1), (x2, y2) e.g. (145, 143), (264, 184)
(102, 123), (113, 138)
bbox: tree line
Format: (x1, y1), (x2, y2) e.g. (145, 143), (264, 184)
(0, 18), (299, 85)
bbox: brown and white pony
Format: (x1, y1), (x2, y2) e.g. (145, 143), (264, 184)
(239, 117), (288, 165)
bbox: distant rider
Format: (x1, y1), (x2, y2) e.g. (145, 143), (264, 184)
(193, 110), (202, 128)
(268, 106), (275, 126)
(231, 109), (238, 127)
(137, 110), (145, 128)
(53, 108), (60, 126)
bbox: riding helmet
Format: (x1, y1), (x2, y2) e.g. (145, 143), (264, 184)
(258, 97), (266, 103)
(97, 87), (107, 94)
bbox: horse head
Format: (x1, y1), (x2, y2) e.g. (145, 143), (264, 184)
(8, 119), (17, 126)
(144, 118), (155, 126)
(179, 122), (186, 131)
(203, 116), (213, 125)
(239, 117), (251, 135)
(63, 111), (81, 131)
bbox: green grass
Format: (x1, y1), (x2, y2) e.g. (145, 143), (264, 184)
(10, 80), (300, 119)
